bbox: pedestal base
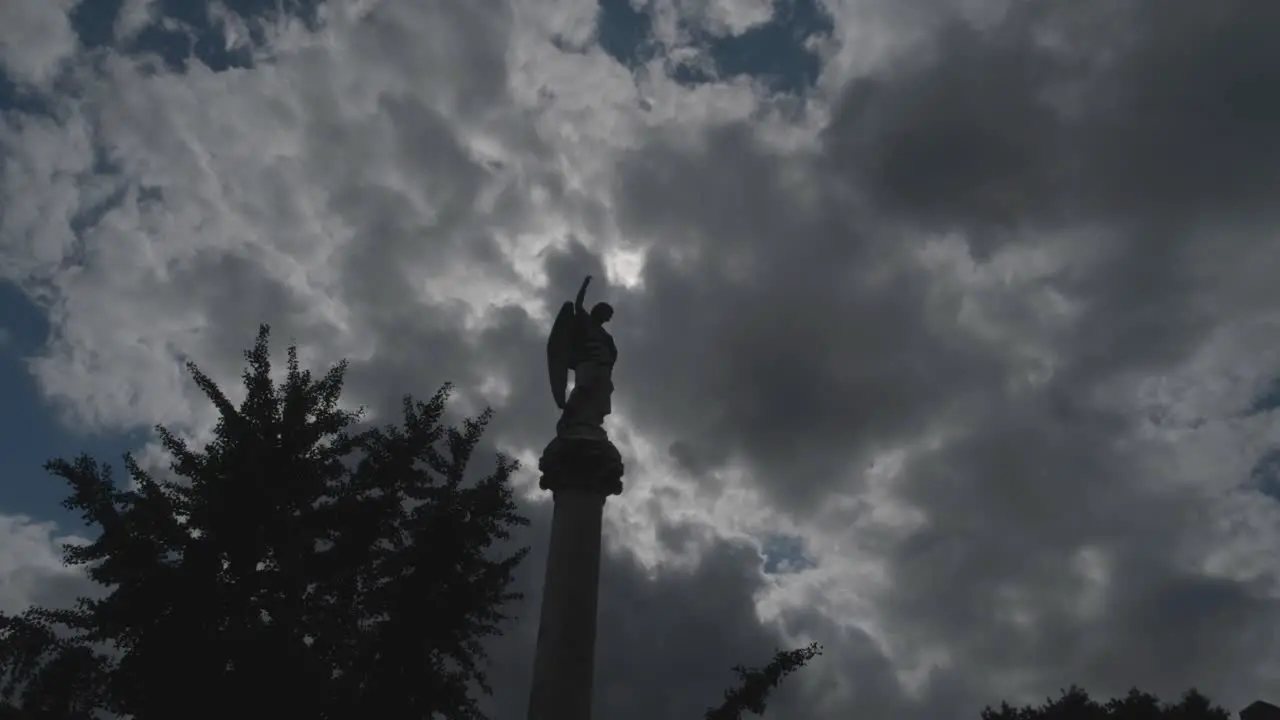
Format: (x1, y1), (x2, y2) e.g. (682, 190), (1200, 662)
(538, 435), (624, 497)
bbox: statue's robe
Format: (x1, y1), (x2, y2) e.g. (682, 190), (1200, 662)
(556, 314), (617, 441)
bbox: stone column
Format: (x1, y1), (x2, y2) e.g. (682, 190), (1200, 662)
(526, 436), (624, 720)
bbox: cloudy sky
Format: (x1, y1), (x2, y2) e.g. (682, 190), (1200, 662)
(4, 0), (1280, 717)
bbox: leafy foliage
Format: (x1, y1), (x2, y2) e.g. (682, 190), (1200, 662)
(705, 642), (823, 719)
(0, 325), (528, 720)
(982, 685), (1232, 720)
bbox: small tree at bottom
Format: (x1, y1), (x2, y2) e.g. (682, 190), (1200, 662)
(706, 642), (824, 719)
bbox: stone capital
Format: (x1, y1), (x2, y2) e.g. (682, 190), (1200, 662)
(538, 436), (624, 497)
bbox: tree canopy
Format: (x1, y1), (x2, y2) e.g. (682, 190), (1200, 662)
(706, 642), (824, 720)
(0, 325), (528, 719)
(982, 685), (1232, 720)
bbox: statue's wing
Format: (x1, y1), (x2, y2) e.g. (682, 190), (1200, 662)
(547, 302), (575, 409)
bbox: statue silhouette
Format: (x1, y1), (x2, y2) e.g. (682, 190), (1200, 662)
(547, 275), (616, 441)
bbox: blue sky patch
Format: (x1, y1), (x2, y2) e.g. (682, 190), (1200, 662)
(760, 532), (815, 574)
(596, 0), (831, 93)
(1247, 377), (1280, 417)
(1246, 376), (1280, 501)
(1252, 448), (1280, 501)
(0, 285), (147, 532)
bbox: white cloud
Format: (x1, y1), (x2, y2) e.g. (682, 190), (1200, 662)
(0, 514), (90, 615)
(0, 0), (80, 88)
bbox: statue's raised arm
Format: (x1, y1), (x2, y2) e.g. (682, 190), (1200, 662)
(575, 275), (591, 314)
(546, 275), (617, 441)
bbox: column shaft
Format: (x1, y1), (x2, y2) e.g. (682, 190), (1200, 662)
(526, 490), (606, 720)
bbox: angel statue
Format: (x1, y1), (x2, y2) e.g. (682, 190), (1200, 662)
(546, 275), (617, 441)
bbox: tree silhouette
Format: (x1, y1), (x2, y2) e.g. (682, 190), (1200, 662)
(0, 325), (528, 720)
(982, 685), (1231, 720)
(705, 642), (823, 719)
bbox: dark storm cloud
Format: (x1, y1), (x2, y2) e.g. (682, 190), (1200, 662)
(1076, 3), (1280, 226)
(611, 116), (1013, 514)
(603, 0), (1280, 711)
(828, 2), (1280, 239)
(819, 0), (1280, 400)
(822, 12), (1074, 243)
(611, 0), (1280, 504)
(593, 538), (796, 716)
(880, 395), (1218, 694)
(821, 0), (1280, 390)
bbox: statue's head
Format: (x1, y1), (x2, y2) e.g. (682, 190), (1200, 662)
(590, 302), (614, 324)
